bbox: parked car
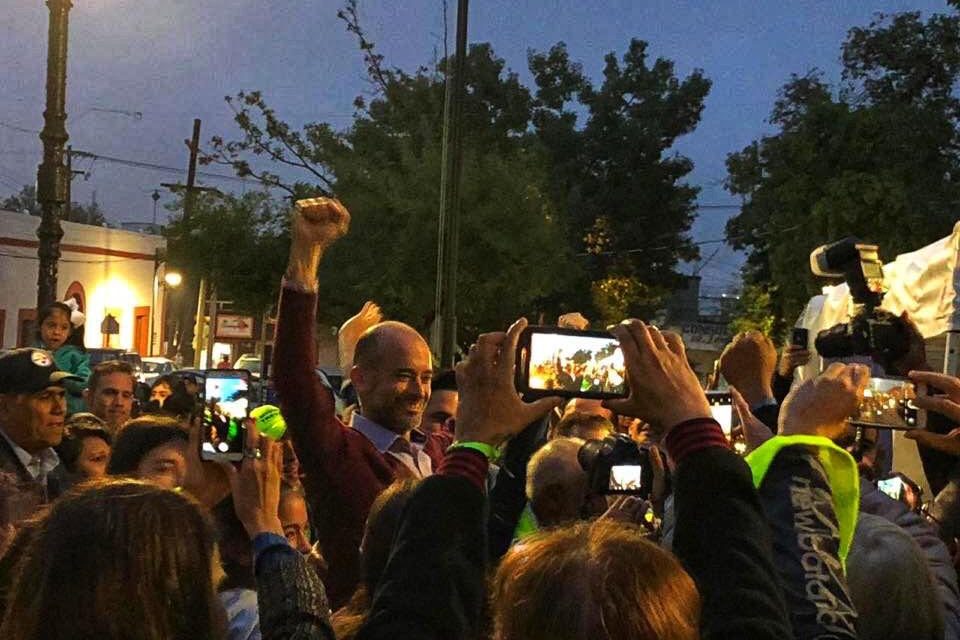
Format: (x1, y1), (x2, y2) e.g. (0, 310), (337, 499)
(233, 353), (262, 380)
(141, 357), (178, 385)
(87, 348), (144, 381)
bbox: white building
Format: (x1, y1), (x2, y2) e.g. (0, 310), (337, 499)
(0, 209), (169, 355)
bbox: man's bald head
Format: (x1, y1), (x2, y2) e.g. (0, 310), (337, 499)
(350, 321), (434, 434)
(526, 438), (588, 528)
(354, 322), (430, 368)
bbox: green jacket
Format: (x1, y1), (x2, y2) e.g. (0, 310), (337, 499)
(52, 345), (91, 414)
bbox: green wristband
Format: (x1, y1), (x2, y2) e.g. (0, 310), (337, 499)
(448, 441), (498, 461)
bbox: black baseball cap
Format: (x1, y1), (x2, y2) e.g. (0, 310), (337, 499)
(0, 348), (83, 395)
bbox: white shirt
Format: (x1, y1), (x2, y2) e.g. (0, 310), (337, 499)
(350, 413), (433, 478)
(0, 427), (60, 482)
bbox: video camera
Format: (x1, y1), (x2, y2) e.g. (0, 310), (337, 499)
(578, 434), (654, 499)
(810, 238), (911, 366)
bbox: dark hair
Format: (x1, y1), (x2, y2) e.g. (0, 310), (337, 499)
(0, 478), (224, 640)
(35, 302), (85, 351)
(106, 416), (187, 476)
(55, 413), (112, 474)
(88, 361), (136, 396)
(332, 479), (419, 640)
(431, 369), (457, 392)
(151, 374), (176, 391)
(211, 495), (254, 592)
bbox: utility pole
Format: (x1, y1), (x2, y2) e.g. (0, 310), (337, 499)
(168, 119), (203, 366)
(36, 0), (73, 309)
(431, 0), (469, 367)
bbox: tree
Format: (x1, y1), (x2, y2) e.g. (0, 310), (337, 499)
(529, 41), (711, 324)
(164, 190), (289, 317)
(203, 2), (711, 337)
(726, 7), (960, 331)
(1, 184), (107, 225)
(1, 185), (41, 216)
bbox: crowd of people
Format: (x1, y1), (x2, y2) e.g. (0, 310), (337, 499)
(0, 197), (959, 639)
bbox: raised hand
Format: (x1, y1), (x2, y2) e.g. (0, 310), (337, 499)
(719, 331), (777, 407)
(454, 318), (561, 446)
(778, 363), (870, 441)
(603, 320), (711, 435)
(222, 420), (284, 538)
(730, 386), (774, 452)
(338, 301), (383, 369)
(557, 312), (590, 330)
(286, 197), (351, 287)
(777, 345), (811, 378)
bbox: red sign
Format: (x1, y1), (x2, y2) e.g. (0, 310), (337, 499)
(215, 315), (254, 340)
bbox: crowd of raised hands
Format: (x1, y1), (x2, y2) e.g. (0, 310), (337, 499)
(4, 197), (960, 640)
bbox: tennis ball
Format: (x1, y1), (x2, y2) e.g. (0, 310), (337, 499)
(251, 404), (286, 440)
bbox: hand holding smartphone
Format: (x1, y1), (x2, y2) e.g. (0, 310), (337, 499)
(848, 376), (927, 430)
(515, 326), (628, 400)
(201, 369), (251, 462)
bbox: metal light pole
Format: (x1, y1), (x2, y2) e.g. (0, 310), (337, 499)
(36, 0), (73, 309)
(431, 0), (469, 367)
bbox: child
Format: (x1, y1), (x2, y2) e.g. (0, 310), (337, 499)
(36, 299), (90, 414)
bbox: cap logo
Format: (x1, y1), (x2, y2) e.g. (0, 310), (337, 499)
(31, 350), (53, 367)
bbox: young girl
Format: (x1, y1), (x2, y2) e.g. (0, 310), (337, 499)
(36, 299), (90, 414)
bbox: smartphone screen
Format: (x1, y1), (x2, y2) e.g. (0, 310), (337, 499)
(849, 377), (920, 430)
(707, 391), (734, 435)
(201, 369), (250, 461)
(608, 465), (644, 493)
(792, 327), (809, 349)
(877, 476), (904, 501)
(518, 328), (628, 399)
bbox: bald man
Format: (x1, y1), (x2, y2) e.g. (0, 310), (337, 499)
(273, 198), (447, 607)
(526, 438), (589, 528)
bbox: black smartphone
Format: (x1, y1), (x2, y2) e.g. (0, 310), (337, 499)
(848, 377), (926, 430)
(706, 391), (734, 436)
(791, 327), (809, 349)
(516, 326), (628, 400)
(200, 369), (251, 462)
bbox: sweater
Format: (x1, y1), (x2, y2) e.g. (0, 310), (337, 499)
(272, 285), (448, 608)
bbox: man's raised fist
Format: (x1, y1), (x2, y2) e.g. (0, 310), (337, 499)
(292, 197), (351, 248)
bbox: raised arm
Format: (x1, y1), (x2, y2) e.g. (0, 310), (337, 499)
(604, 321), (793, 640)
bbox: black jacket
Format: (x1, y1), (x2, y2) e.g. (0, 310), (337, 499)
(672, 446), (794, 640)
(757, 446), (858, 639)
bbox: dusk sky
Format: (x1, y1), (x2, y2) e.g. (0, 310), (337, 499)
(1, 0), (950, 297)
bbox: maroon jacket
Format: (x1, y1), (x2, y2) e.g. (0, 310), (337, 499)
(272, 286), (449, 607)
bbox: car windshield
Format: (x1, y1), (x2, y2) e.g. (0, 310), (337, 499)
(143, 361), (166, 373)
(236, 358), (261, 373)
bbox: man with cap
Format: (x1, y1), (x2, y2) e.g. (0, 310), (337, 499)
(0, 348), (80, 508)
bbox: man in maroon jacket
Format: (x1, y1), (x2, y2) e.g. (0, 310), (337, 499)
(272, 197), (448, 607)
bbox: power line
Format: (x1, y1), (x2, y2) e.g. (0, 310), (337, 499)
(71, 150), (253, 185)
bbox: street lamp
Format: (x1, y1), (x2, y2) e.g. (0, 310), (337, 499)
(164, 271), (183, 288)
(36, 0), (74, 309)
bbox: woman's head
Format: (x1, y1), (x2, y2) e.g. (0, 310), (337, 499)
(106, 416), (189, 489)
(36, 302), (79, 351)
(149, 375), (176, 406)
(0, 478), (223, 640)
(55, 413), (112, 480)
(492, 520), (700, 640)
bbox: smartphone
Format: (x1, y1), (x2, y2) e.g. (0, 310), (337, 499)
(706, 391), (734, 435)
(200, 369), (251, 461)
(877, 476), (904, 501)
(608, 465), (645, 493)
(848, 377), (926, 430)
(516, 326), (628, 400)
(791, 327), (809, 349)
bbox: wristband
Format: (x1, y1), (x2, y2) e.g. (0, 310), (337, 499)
(448, 441), (498, 461)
